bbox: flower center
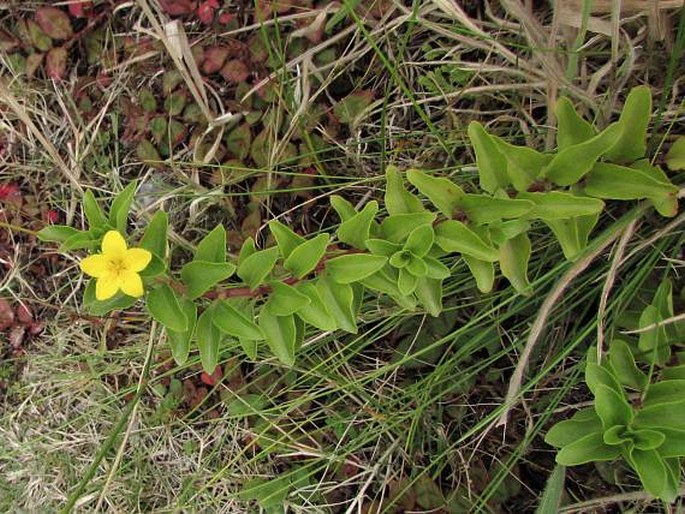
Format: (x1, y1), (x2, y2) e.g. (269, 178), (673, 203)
(107, 257), (128, 277)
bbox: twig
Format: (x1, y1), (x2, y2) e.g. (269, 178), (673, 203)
(597, 220), (638, 363)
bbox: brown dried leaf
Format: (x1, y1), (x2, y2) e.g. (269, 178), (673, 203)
(36, 7), (74, 40)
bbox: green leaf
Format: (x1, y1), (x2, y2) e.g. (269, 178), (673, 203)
(405, 254), (427, 277)
(585, 362), (623, 397)
(259, 310), (296, 366)
(398, 268), (419, 296)
(180, 261), (236, 299)
(83, 189), (108, 229)
(384, 165), (425, 215)
(535, 465), (566, 514)
(463, 255), (495, 293)
(499, 232), (531, 295)
(239, 338), (259, 360)
(61, 230), (101, 251)
(555, 96), (596, 149)
(634, 399), (685, 431)
(406, 169), (464, 216)
(146, 284), (188, 332)
(488, 219), (531, 246)
(269, 220), (305, 259)
(556, 432), (621, 466)
(456, 194), (535, 224)
(663, 365), (685, 381)
(653, 278), (676, 340)
(467, 121), (510, 193)
(584, 162), (677, 200)
(237, 246), (279, 290)
(631, 449), (669, 501)
(380, 212), (436, 243)
(325, 254), (388, 284)
(213, 300), (264, 340)
(518, 191), (605, 220)
(544, 123), (621, 186)
(359, 268), (414, 308)
(404, 225), (434, 258)
(196, 302), (223, 374)
(655, 428), (685, 457)
(330, 195), (357, 222)
(609, 339), (647, 391)
(195, 225), (226, 263)
(423, 256), (450, 280)
(283, 233), (329, 279)
(414, 277), (443, 317)
(166, 298), (197, 365)
(434, 220), (499, 262)
(491, 136), (550, 192)
(37, 225), (81, 243)
(644, 380), (685, 407)
(138, 253), (165, 278)
(604, 85), (652, 163)
(638, 304), (669, 365)
(665, 136), (685, 171)
(602, 424), (631, 446)
(108, 180), (137, 234)
(295, 282), (338, 331)
(140, 210), (168, 259)
(265, 282), (310, 316)
(543, 212), (600, 261)
(316, 277), (357, 333)
(238, 237), (257, 264)
(632, 429), (666, 451)
(594, 384), (633, 429)
(545, 408), (603, 447)
(366, 238), (401, 257)
(337, 201), (378, 249)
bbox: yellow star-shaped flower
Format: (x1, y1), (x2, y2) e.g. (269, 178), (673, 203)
(79, 230), (152, 301)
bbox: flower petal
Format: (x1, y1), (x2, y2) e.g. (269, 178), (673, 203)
(102, 230), (127, 257)
(124, 248), (152, 272)
(80, 254), (109, 278)
(96, 276), (120, 301)
(120, 272), (144, 297)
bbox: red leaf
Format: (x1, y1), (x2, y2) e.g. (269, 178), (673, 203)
(159, 0), (197, 16)
(29, 322), (45, 335)
(0, 299), (14, 331)
(16, 304), (33, 325)
(0, 183), (22, 207)
(0, 183), (19, 200)
(218, 12), (234, 24)
(46, 46), (68, 80)
(196, 0), (218, 24)
(43, 209), (59, 223)
(200, 365), (223, 386)
(68, 0), (94, 18)
(220, 59), (249, 84)
(36, 6), (74, 40)
(201, 45), (229, 75)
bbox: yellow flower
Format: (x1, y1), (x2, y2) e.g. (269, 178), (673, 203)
(79, 230), (152, 301)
